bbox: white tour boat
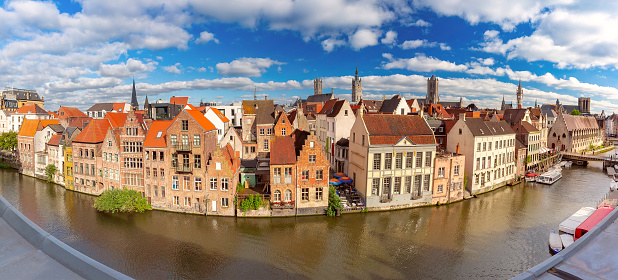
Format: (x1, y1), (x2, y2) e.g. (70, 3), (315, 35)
(536, 170), (562, 185)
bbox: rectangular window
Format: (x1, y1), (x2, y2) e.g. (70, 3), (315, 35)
(405, 176), (412, 193)
(210, 177), (217, 190)
(316, 169), (323, 180)
(184, 197), (191, 206)
(483, 142), (486, 151)
(394, 177), (401, 194)
(309, 155), (316, 163)
(264, 139), (269, 150)
(281, 128), (286, 135)
(438, 185), (444, 193)
(384, 153), (392, 169)
(301, 188), (309, 201)
(267, 128), (273, 135)
(373, 153), (381, 170)
(416, 152), (423, 167)
(146, 168), (150, 178)
(259, 128), (265, 135)
(383, 177), (391, 195)
(273, 167), (281, 184)
(194, 154), (201, 169)
(405, 153), (413, 169)
(221, 178), (229, 191)
(302, 170), (309, 180)
(173, 196), (179, 205)
(194, 177), (202, 191)
(413, 175), (421, 196)
(193, 135), (200, 146)
(222, 197), (229, 207)
(477, 143), (481, 152)
(153, 168), (157, 178)
(488, 142), (492, 150)
(315, 188), (323, 201)
(423, 174), (431, 191)
(171, 135), (177, 146)
(372, 178), (380, 196)
(425, 152), (432, 167)
(395, 153), (403, 169)
(183, 176), (190, 191)
(154, 186), (158, 197)
(181, 120), (189, 131)
(454, 165), (460, 176)
(438, 167), (445, 177)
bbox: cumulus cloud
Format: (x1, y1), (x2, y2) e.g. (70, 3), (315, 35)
(163, 63), (182, 74)
(216, 58), (284, 77)
(400, 39), (450, 50)
(321, 37), (346, 52)
(195, 31), (219, 44)
(349, 29), (381, 50)
(382, 53), (468, 72)
(98, 58), (157, 78)
(381, 30), (398, 45)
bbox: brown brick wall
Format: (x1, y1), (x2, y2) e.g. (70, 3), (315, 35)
(295, 134), (329, 211)
(72, 142), (104, 195)
(205, 148), (239, 216)
(17, 136), (34, 176)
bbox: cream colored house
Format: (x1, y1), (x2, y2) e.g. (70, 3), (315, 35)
(316, 99), (355, 171)
(348, 111), (437, 210)
(446, 116), (517, 195)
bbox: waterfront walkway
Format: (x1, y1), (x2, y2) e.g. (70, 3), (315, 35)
(514, 190), (618, 280)
(0, 195), (130, 280)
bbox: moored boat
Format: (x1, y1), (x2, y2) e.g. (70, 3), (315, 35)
(611, 180), (618, 192)
(549, 232), (562, 254)
(560, 234), (574, 248)
(525, 173), (538, 182)
(536, 170), (562, 185)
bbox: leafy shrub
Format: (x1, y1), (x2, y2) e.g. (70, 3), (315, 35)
(44, 164), (57, 182)
(94, 189), (152, 213)
(326, 185), (342, 217)
(239, 194), (264, 212)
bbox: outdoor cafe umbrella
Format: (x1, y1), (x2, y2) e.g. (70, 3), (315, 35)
(339, 177), (353, 183)
(329, 178), (342, 185)
(333, 172), (346, 178)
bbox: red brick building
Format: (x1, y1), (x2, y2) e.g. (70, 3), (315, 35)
(166, 108), (218, 213)
(270, 136), (297, 215)
(144, 120), (173, 209)
(72, 119), (113, 195)
(294, 132), (329, 215)
(17, 119), (59, 176)
(205, 144), (240, 216)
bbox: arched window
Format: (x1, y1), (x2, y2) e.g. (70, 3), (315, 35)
(274, 190), (281, 202)
(285, 189), (292, 201)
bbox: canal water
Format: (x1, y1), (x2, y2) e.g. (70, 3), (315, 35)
(0, 151), (614, 279)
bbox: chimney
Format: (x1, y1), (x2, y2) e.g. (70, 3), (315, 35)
(456, 143), (460, 154)
(459, 113), (466, 121)
(264, 96), (267, 100)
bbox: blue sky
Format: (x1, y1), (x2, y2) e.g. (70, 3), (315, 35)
(1, 0), (618, 113)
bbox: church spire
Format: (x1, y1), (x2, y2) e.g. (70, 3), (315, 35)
(355, 64), (358, 78)
(131, 78), (138, 110)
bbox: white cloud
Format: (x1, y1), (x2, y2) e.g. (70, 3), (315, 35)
(98, 58), (157, 78)
(216, 58), (284, 77)
(195, 31), (219, 44)
(381, 30), (398, 45)
(413, 0), (574, 31)
(439, 43), (451, 51)
(197, 67), (207, 72)
(406, 19), (431, 27)
(400, 39), (450, 50)
(382, 54), (468, 72)
(163, 63), (182, 74)
(349, 29), (381, 50)
(321, 37), (346, 52)
(480, 57), (495, 66)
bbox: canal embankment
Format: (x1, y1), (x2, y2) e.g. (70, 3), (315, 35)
(0, 194), (130, 280)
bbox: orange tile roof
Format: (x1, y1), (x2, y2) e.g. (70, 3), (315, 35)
(170, 96), (189, 105)
(59, 106), (88, 118)
(184, 104), (198, 110)
(68, 117), (92, 129)
(144, 120), (173, 148)
(18, 119), (59, 137)
(16, 103), (48, 115)
(210, 107), (230, 122)
(222, 143), (241, 170)
(112, 103), (128, 112)
(186, 109), (216, 131)
(104, 112), (128, 128)
(73, 119), (112, 143)
(47, 134), (62, 146)
(49, 111), (59, 118)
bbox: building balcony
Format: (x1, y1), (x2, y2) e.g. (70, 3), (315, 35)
(176, 164), (193, 173)
(174, 143), (192, 151)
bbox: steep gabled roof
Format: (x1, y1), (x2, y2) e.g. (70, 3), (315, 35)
(47, 134), (62, 146)
(112, 103), (128, 112)
(104, 112), (128, 128)
(562, 114), (599, 131)
(379, 95), (402, 113)
(73, 119), (112, 143)
(209, 107), (230, 122)
(502, 109), (528, 125)
(291, 129), (310, 157)
(363, 114), (435, 145)
(87, 103), (114, 112)
(68, 117), (92, 129)
(18, 119), (59, 137)
(306, 93), (334, 103)
(59, 106), (87, 118)
(464, 118), (514, 137)
(144, 120), (173, 148)
(270, 136), (296, 165)
(172, 108), (216, 132)
(520, 121), (539, 133)
(222, 143), (241, 171)
(318, 99), (347, 117)
(47, 124), (65, 133)
(16, 103), (48, 115)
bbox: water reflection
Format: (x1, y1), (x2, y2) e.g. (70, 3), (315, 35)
(0, 151), (613, 279)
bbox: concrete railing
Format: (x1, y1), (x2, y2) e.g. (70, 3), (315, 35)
(0, 195), (131, 280)
(512, 207), (618, 279)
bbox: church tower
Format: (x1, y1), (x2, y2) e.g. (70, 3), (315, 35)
(426, 75), (439, 104)
(130, 79), (139, 110)
(314, 78), (323, 95)
(352, 66), (362, 103)
(516, 80), (523, 109)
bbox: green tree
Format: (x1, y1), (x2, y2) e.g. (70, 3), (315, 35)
(570, 109), (581, 115)
(525, 155), (532, 165)
(44, 164), (57, 182)
(326, 185), (342, 217)
(0, 131), (18, 151)
(94, 189), (152, 213)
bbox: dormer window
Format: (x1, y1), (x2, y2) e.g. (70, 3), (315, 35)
(156, 131), (163, 138)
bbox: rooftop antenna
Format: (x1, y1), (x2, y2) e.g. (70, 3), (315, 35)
(254, 87), (257, 100)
